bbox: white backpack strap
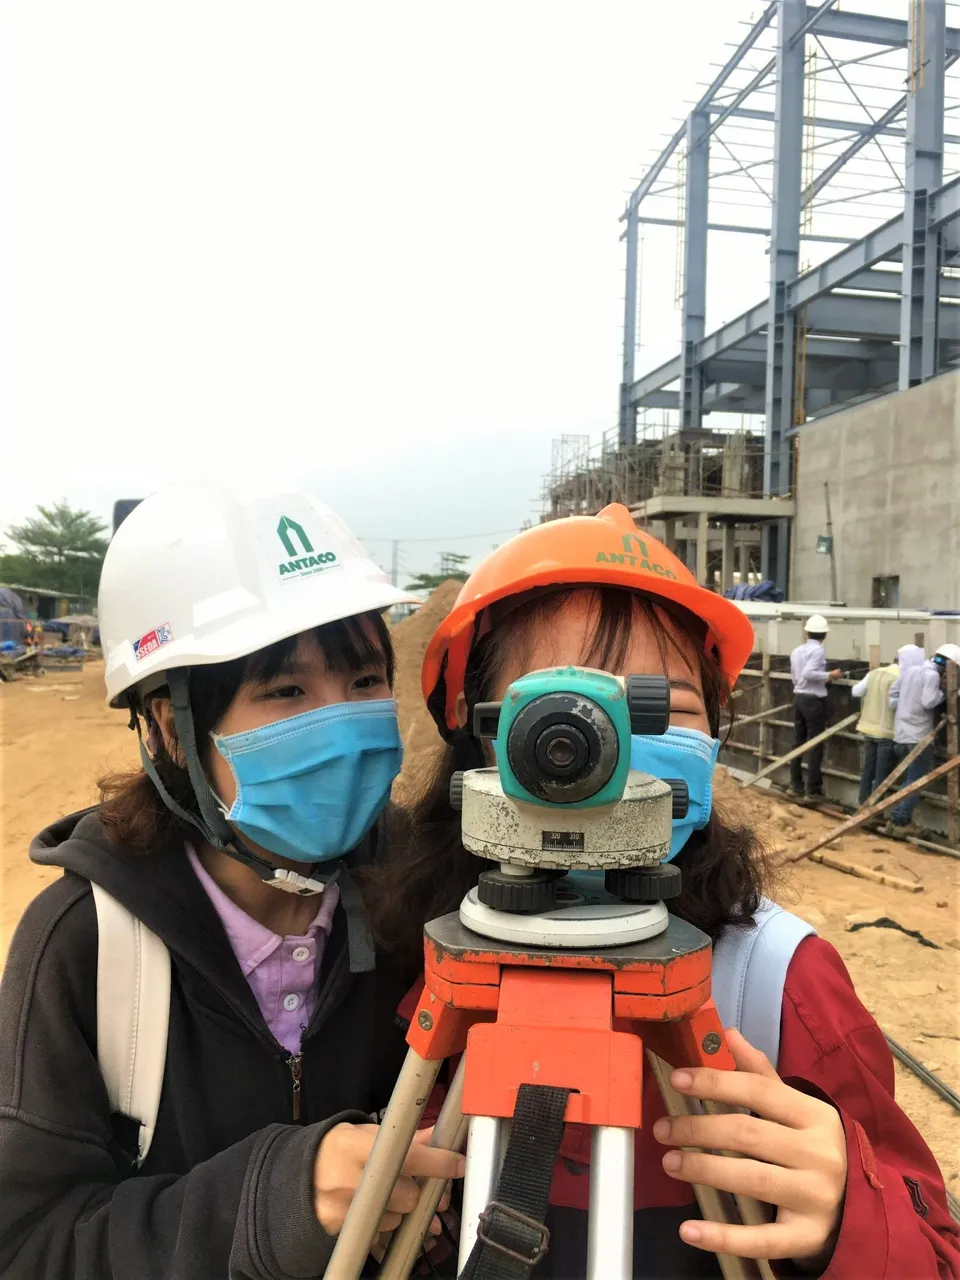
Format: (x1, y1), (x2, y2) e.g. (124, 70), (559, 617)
(92, 883), (171, 1168)
(711, 898), (816, 1070)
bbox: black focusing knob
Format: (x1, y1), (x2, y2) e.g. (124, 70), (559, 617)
(449, 771), (464, 812)
(663, 778), (689, 819)
(626, 674), (671, 737)
(605, 864), (681, 903)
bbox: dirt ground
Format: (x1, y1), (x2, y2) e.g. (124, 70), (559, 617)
(1, 639), (957, 1195)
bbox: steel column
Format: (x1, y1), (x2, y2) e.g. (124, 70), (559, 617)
(680, 111), (709, 431)
(619, 202), (639, 445)
(899, 0), (946, 388)
(762, 0), (805, 589)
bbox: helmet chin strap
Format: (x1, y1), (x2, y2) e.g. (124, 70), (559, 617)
(136, 669), (329, 897)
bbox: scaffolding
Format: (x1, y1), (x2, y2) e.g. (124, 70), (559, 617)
(548, 0), (960, 592)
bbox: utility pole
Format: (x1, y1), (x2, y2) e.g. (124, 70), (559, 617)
(824, 481), (839, 604)
(390, 540), (399, 588)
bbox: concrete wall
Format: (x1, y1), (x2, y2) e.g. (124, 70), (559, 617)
(791, 372), (960, 608)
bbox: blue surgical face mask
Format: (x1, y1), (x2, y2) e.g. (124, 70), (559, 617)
(211, 699), (402, 863)
(630, 726), (720, 861)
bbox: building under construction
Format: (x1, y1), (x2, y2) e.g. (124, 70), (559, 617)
(543, 0), (960, 609)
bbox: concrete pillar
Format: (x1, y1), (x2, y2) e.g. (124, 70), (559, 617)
(696, 511), (709, 585)
(721, 525), (736, 592)
(663, 518), (677, 554)
(738, 541), (750, 585)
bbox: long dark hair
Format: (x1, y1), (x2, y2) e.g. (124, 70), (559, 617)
(99, 612), (395, 854)
(364, 587), (771, 967)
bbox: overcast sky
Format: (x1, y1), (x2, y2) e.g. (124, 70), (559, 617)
(0, 0), (800, 580)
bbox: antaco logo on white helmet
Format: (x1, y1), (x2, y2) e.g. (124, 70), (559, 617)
(98, 479), (419, 707)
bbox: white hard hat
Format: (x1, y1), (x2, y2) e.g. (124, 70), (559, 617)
(804, 613), (829, 634)
(935, 643), (960, 665)
(99, 479), (419, 707)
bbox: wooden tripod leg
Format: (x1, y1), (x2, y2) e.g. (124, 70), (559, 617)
(649, 1054), (776, 1280)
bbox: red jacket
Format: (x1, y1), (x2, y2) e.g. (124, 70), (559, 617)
(401, 936), (959, 1278)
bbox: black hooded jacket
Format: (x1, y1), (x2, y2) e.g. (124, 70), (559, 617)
(0, 808), (416, 1279)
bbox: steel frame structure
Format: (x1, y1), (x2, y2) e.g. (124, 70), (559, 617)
(618, 0), (960, 587)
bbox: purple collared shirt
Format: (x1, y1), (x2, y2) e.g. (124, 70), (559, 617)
(187, 845), (340, 1055)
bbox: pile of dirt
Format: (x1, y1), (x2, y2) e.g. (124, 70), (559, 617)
(391, 580), (463, 802)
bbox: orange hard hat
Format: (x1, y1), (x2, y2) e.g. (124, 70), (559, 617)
(422, 503), (755, 733)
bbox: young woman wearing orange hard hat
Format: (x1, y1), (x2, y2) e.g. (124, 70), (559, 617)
(368, 503), (959, 1279)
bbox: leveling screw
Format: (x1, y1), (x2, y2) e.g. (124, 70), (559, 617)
(701, 1032), (722, 1055)
(418, 1011), (434, 1031)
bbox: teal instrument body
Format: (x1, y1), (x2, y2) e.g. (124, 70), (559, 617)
(490, 666), (632, 810)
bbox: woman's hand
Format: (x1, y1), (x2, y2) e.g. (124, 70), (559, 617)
(652, 1027), (847, 1265)
(314, 1123), (465, 1239)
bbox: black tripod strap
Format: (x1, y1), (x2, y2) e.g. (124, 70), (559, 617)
(460, 1083), (570, 1280)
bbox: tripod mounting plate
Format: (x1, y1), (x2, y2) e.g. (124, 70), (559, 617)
(460, 886), (668, 948)
(461, 767), (672, 870)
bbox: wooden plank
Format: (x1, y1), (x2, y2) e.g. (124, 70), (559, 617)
(757, 652), (772, 778)
(786, 751), (960, 863)
(723, 702), (792, 731)
(947, 662), (959, 847)
(740, 713), (859, 790)
(858, 722), (943, 812)
(808, 851), (923, 892)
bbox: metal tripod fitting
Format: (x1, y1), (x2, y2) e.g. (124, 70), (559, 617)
(378, 1057), (468, 1280)
(324, 1049), (444, 1280)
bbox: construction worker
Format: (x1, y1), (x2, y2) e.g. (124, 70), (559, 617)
(787, 614), (842, 799)
(366, 504), (959, 1277)
(851, 648), (903, 805)
(885, 643), (950, 836)
(0, 480), (464, 1279)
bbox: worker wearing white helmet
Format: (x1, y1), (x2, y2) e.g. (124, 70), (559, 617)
(788, 614), (842, 798)
(885, 641), (954, 837)
(0, 480), (464, 1279)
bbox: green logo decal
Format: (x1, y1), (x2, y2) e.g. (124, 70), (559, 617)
(595, 532), (678, 579)
(274, 515), (338, 582)
(277, 515), (314, 558)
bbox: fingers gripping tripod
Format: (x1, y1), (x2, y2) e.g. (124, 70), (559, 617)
(326, 669), (773, 1280)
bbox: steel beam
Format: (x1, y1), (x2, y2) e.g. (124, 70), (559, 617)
(720, 105), (960, 144)
(763, 0), (804, 590)
(696, 302), (768, 363)
(810, 294), (960, 341)
(787, 214), (904, 310)
(929, 173), (960, 228)
(680, 111), (710, 431)
(623, 3), (777, 215)
(900, 0), (946, 388)
(619, 204), (640, 445)
(627, 355), (682, 407)
(811, 6), (960, 54)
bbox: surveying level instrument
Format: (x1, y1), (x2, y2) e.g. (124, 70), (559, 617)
(327, 668), (772, 1280)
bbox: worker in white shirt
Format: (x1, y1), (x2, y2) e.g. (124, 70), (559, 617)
(885, 643), (960, 835)
(788, 614), (842, 799)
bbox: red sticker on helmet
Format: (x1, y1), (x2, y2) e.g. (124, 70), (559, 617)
(133, 623), (174, 661)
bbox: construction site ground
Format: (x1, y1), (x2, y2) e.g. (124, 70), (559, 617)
(1, 624), (957, 1198)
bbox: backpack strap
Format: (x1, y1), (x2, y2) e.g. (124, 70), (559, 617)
(711, 898), (816, 1070)
(92, 884), (171, 1168)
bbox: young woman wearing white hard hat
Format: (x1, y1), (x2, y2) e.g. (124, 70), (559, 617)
(0, 481), (463, 1279)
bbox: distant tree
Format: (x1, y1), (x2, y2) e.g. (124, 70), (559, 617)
(2, 501), (109, 607)
(404, 551), (471, 595)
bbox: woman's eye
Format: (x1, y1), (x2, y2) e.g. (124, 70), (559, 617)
(263, 685), (304, 700)
(353, 673), (386, 692)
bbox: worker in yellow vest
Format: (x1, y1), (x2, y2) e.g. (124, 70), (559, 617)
(851, 649), (908, 805)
